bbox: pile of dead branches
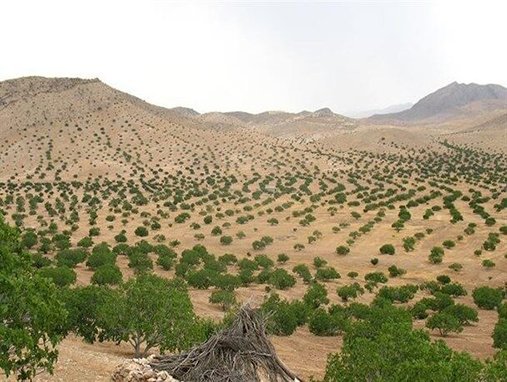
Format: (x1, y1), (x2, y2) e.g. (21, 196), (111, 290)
(150, 305), (301, 382)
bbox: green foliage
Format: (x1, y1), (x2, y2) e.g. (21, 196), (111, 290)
(60, 285), (112, 343)
(472, 286), (504, 310)
(315, 266), (341, 281)
(303, 282), (329, 309)
(336, 245), (350, 256)
(493, 319), (507, 349)
(426, 312), (463, 336)
(97, 274), (204, 357)
(91, 264), (123, 285)
(320, 321), (483, 382)
(379, 244), (395, 255)
(337, 283), (364, 302)
(429, 246), (445, 264)
(443, 304), (478, 326)
(292, 263), (313, 283)
(268, 268), (296, 290)
(209, 290), (236, 311)
(309, 308), (348, 336)
(55, 248), (87, 268)
(388, 264), (406, 277)
(261, 294), (304, 336)
(86, 244), (116, 270)
(39, 265), (77, 287)
(220, 235), (233, 245)
(0, 217), (67, 380)
(134, 226), (149, 237)
(364, 271), (388, 284)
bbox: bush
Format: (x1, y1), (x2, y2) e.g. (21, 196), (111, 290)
(268, 268), (296, 290)
(429, 246), (444, 264)
(337, 283), (364, 302)
(252, 240), (266, 250)
(442, 240), (456, 249)
(472, 286), (504, 310)
(436, 275), (451, 284)
(493, 319), (507, 349)
(219, 235), (233, 245)
(308, 308), (348, 336)
(134, 226), (149, 237)
(379, 244), (395, 255)
(91, 264), (123, 285)
(442, 304), (478, 326)
(388, 265), (406, 277)
(277, 253), (289, 263)
(114, 232), (127, 243)
(186, 269), (216, 289)
(254, 254), (274, 269)
(336, 245), (350, 256)
(128, 251), (153, 274)
(39, 265), (77, 287)
(303, 282), (329, 309)
(157, 253), (175, 270)
(293, 264), (312, 283)
(426, 312), (463, 336)
(316, 267), (341, 281)
(261, 294), (301, 336)
(55, 248), (87, 268)
(320, 318), (483, 381)
(313, 257), (328, 268)
(209, 290), (236, 311)
(364, 272), (388, 284)
(77, 236), (94, 248)
(377, 285), (417, 303)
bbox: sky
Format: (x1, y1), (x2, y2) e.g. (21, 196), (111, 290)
(1, 0), (506, 115)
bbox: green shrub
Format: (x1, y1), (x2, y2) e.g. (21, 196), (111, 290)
(336, 245), (350, 256)
(379, 244), (395, 255)
(39, 266), (77, 287)
(472, 286), (504, 310)
(209, 290), (236, 311)
(91, 264), (123, 285)
(268, 268), (296, 290)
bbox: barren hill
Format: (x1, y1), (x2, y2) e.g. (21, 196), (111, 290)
(369, 82), (507, 123)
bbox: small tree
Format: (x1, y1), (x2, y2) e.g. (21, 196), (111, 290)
(39, 265), (77, 287)
(268, 268), (296, 290)
(303, 282), (329, 309)
(134, 226), (149, 237)
(336, 245), (350, 256)
(91, 264), (123, 285)
(472, 286), (504, 310)
(379, 244), (395, 255)
(97, 274), (203, 357)
(426, 312), (463, 336)
(209, 290), (236, 311)
(220, 235), (233, 245)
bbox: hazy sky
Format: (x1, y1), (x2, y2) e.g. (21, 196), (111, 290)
(2, 0), (506, 114)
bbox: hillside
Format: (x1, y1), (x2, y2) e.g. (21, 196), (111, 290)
(369, 82), (507, 123)
(1, 76), (506, 381)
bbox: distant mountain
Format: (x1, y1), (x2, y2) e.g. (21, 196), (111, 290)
(346, 103), (413, 118)
(369, 82), (507, 122)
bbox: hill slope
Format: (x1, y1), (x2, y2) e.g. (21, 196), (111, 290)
(369, 82), (507, 122)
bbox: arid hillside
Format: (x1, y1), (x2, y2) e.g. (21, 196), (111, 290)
(1, 76), (506, 381)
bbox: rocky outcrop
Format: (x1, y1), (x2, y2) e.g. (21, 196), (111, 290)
(111, 356), (180, 382)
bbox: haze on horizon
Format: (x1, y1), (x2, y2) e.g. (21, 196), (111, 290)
(2, 0), (506, 115)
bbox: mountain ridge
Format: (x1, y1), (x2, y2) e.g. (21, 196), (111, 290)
(369, 82), (507, 122)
